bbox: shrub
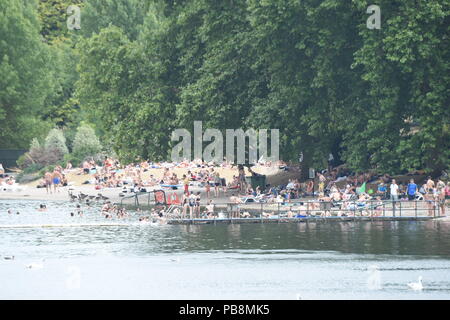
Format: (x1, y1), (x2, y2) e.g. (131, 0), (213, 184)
(44, 128), (69, 156)
(72, 124), (102, 160)
(16, 172), (40, 184)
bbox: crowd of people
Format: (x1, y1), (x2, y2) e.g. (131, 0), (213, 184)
(2, 156), (449, 219)
(35, 165), (68, 194)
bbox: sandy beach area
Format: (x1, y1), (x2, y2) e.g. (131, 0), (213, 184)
(0, 166), (300, 204)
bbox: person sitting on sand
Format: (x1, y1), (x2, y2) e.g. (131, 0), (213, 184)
(82, 161), (90, 174)
(65, 161), (72, 171)
(5, 176), (15, 185)
(305, 180), (313, 195)
(331, 190), (342, 202)
(61, 174), (68, 187)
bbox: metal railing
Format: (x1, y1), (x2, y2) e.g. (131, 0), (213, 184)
(164, 199), (446, 220)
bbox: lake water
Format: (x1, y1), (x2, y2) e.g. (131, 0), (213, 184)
(1, 199), (449, 299)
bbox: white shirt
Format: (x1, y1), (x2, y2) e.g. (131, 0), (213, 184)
(390, 183), (399, 196)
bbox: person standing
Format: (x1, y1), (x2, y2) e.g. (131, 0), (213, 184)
(407, 179), (417, 201)
(52, 169), (63, 193)
(445, 182), (450, 200)
(436, 185), (446, 217)
(195, 191), (201, 218)
(188, 192), (196, 219)
(205, 175), (211, 199)
(181, 192), (189, 219)
(214, 172), (221, 197)
(390, 179), (399, 216)
(390, 179), (399, 201)
(44, 171), (53, 194)
(318, 172), (326, 196)
(424, 188), (435, 217)
(183, 174), (189, 194)
(426, 177), (435, 190)
(378, 182), (387, 199)
(238, 165), (246, 194)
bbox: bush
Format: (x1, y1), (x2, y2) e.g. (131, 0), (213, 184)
(23, 163), (44, 174)
(72, 125), (102, 160)
(44, 128), (69, 156)
(16, 172), (40, 184)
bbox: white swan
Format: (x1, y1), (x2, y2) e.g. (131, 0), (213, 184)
(407, 276), (423, 291)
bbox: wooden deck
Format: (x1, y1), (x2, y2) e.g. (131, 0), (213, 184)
(167, 215), (440, 225)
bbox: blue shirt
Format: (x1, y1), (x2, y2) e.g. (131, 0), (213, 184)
(407, 183), (417, 195)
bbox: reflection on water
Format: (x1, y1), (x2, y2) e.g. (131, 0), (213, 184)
(1, 200), (450, 299)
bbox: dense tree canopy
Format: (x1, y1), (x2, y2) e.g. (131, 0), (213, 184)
(0, 0), (53, 148)
(1, 0), (449, 175)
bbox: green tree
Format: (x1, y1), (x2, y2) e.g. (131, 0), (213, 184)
(81, 0), (152, 40)
(38, 0), (84, 43)
(0, 0), (54, 149)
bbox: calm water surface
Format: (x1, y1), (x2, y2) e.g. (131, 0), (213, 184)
(1, 200), (449, 299)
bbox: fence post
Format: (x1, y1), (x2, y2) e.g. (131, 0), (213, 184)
(399, 200), (402, 217)
(371, 200), (374, 219)
(434, 201), (436, 218)
(415, 200), (417, 219)
(392, 199), (395, 217)
(383, 202), (385, 217)
(261, 203), (263, 223)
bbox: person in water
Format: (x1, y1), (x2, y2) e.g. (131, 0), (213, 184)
(38, 204), (47, 212)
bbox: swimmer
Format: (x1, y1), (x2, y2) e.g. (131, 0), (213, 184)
(7, 209), (12, 214)
(38, 204), (47, 212)
(70, 212), (74, 217)
(16, 211), (20, 215)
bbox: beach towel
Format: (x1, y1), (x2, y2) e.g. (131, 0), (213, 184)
(358, 182), (366, 194)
